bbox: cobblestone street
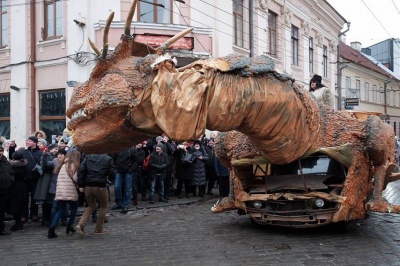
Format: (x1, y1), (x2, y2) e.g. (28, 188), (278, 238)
(1, 193), (400, 265)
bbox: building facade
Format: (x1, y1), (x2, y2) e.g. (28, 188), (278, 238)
(0, 0), (347, 146)
(340, 41), (400, 136)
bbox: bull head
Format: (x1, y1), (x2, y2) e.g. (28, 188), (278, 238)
(66, 0), (193, 153)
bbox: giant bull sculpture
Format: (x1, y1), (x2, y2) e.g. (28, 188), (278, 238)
(67, 0), (400, 226)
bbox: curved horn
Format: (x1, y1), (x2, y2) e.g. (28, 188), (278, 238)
(88, 38), (101, 56)
(159, 27), (194, 51)
(124, 0), (138, 36)
(101, 11), (114, 59)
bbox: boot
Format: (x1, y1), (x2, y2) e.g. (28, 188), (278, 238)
(66, 224), (76, 235)
(47, 228), (58, 239)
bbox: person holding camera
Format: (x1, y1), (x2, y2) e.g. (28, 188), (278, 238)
(189, 139), (209, 198)
(22, 136), (43, 223)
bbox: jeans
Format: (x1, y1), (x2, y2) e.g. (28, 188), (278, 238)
(78, 187), (108, 232)
(114, 171), (133, 208)
(22, 181), (38, 219)
(149, 174), (164, 201)
(50, 200), (78, 229)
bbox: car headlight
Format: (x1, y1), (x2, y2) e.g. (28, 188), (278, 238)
(253, 201), (262, 209)
(315, 198), (325, 208)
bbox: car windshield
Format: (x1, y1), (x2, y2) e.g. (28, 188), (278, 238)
(272, 155), (345, 176)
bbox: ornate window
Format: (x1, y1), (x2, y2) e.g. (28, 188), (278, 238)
(138, 0), (172, 24)
(44, 0), (63, 40)
(0, 93), (10, 139)
(39, 90), (66, 144)
(291, 26), (298, 66)
(233, 0), (244, 47)
(268, 11), (277, 57)
(0, 0), (7, 47)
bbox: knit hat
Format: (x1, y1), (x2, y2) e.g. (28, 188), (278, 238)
(193, 139), (201, 146)
(47, 143), (58, 151)
(156, 143), (164, 149)
(38, 138), (47, 146)
(311, 74), (322, 84)
(28, 136), (38, 144)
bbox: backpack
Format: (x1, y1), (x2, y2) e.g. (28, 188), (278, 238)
(142, 154), (150, 170)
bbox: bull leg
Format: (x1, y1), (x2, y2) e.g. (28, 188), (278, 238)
(366, 163), (400, 213)
(211, 167), (238, 213)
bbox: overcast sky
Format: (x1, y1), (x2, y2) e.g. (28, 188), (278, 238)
(327, 0), (400, 47)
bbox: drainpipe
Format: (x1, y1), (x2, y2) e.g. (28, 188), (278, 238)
(30, 1), (36, 132)
(249, 0), (253, 57)
(336, 22), (350, 110)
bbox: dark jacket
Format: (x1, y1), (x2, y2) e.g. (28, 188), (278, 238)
(78, 154), (115, 188)
(9, 159), (27, 214)
(215, 158), (229, 176)
(189, 146), (209, 186)
(112, 147), (137, 173)
(0, 155), (14, 194)
(132, 147), (146, 172)
(172, 148), (192, 180)
(34, 152), (56, 202)
(148, 151), (169, 178)
(22, 147), (43, 182)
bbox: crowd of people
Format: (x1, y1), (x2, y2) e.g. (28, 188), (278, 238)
(0, 130), (229, 239)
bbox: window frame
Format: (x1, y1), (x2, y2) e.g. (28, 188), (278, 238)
(291, 25), (299, 66)
(364, 82), (369, 101)
(233, 0), (244, 47)
(0, 93), (10, 139)
(309, 37), (314, 73)
(39, 89), (66, 143)
(323, 45), (328, 78)
(43, 0), (63, 41)
(268, 10), (277, 58)
(0, 0), (7, 47)
(345, 76), (351, 97)
(138, 0), (173, 24)
(355, 79), (360, 98)
(372, 85), (377, 102)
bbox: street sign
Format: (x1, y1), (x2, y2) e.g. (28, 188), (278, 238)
(345, 98), (359, 106)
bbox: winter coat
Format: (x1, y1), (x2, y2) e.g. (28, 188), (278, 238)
(9, 159), (27, 214)
(34, 152), (56, 202)
(78, 154), (115, 188)
(215, 158), (229, 177)
(112, 147), (137, 173)
(22, 147), (43, 182)
(55, 161), (79, 201)
(172, 148), (192, 180)
(189, 146), (209, 186)
(49, 158), (60, 195)
(132, 148), (146, 172)
(148, 151), (169, 179)
(0, 155), (14, 195)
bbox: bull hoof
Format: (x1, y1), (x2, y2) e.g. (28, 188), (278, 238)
(366, 198), (391, 213)
(211, 197), (236, 213)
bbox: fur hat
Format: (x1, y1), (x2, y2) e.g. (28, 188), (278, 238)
(311, 74), (322, 84)
(28, 136), (38, 144)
